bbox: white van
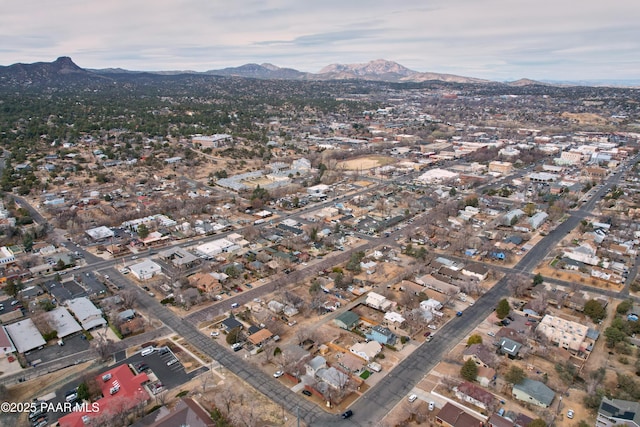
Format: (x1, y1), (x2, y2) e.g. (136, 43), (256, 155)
(141, 347), (155, 356)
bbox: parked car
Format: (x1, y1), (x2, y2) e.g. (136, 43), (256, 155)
(341, 410), (353, 419)
(210, 331), (219, 337)
(456, 311), (463, 317)
(408, 394), (418, 403)
(273, 370), (284, 378)
(302, 389), (312, 396)
(567, 409), (574, 419)
(429, 401), (435, 411)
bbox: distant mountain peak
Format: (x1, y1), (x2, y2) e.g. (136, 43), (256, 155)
(318, 59), (415, 77)
(51, 56), (84, 73)
(0, 56), (102, 87)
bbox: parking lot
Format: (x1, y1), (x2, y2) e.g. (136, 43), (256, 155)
(24, 333), (90, 365)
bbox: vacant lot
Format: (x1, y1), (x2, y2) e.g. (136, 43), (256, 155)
(337, 155), (395, 171)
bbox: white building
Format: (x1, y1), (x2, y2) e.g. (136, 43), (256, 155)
(45, 307), (83, 338)
(365, 292), (392, 311)
(0, 246), (15, 264)
(129, 259), (162, 281)
(196, 239), (237, 256)
(349, 341), (382, 361)
(5, 319), (46, 353)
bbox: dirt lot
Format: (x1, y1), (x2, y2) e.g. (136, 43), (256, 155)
(535, 264), (623, 292)
(337, 155), (396, 171)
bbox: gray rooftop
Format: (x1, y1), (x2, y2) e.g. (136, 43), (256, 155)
(513, 378), (555, 407)
(4, 319), (46, 353)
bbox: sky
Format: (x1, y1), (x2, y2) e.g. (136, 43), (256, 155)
(2, 0), (639, 82)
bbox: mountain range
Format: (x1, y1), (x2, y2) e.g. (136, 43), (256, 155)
(0, 56), (538, 87)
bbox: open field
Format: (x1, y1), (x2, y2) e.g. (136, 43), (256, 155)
(336, 155), (396, 171)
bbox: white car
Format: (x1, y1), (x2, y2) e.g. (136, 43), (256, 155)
(429, 401), (435, 411)
(210, 331), (219, 337)
(273, 370), (284, 378)
(408, 394), (418, 403)
(567, 409), (574, 419)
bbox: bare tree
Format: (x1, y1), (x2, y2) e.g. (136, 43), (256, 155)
(214, 382), (237, 416)
(507, 273), (530, 298)
(91, 328), (116, 361)
(120, 289), (137, 309)
(529, 291), (548, 315)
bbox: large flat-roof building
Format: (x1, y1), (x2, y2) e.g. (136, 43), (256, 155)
(129, 259), (162, 281)
(536, 314), (589, 352)
(4, 319), (46, 353)
(85, 226), (114, 241)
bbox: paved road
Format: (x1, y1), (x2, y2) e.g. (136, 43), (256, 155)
(310, 156), (640, 426)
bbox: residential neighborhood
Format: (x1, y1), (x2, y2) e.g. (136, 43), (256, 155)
(0, 58), (639, 427)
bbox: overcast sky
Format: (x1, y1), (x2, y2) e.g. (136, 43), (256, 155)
(2, 0), (639, 82)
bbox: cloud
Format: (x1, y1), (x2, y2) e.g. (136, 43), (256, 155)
(0, 0), (639, 80)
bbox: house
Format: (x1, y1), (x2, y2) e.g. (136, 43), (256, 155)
(58, 364), (149, 427)
(436, 402), (485, 427)
(316, 366), (350, 389)
(177, 288), (200, 306)
(498, 337), (523, 359)
(334, 311), (360, 330)
(420, 299), (443, 313)
(461, 263), (489, 281)
(305, 355), (327, 377)
(136, 397), (216, 427)
(597, 398), (640, 427)
(267, 300), (285, 313)
(349, 341), (382, 362)
(488, 414), (516, 427)
(360, 261), (377, 275)
(476, 366), (496, 388)
(463, 344), (495, 368)
(455, 381), (496, 410)
(66, 297), (107, 330)
(365, 292), (392, 311)
(365, 325), (397, 346)
(565, 293), (586, 312)
(563, 242), (599, 266)
(247, 328), (273, 347)
(512, 378), (555, 408)
(415, 274), (460, 295)
(337, 353), (366, 373)
(384, 311), (405, 325)
(528, 212), (548, 230)
(220, 317), (243, 332)
(188, 272), (222, 294)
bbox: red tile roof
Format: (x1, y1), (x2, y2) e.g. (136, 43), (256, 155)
(58, 364), (149, 427)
